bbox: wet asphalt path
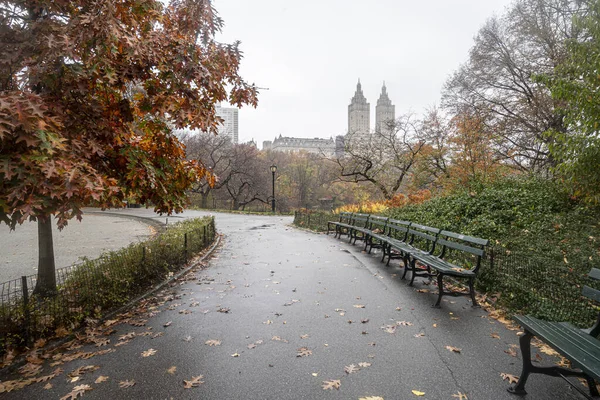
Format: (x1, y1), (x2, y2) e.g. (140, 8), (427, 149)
(2, 211), (584, 399)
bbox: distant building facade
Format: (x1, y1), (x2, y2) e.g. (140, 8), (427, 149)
(263, 135), (336, 156)
(375, 82), (395, 133)
(215, 103), (239, 143)
(348, 79), (395, 135)
(348, 79), (370, 134)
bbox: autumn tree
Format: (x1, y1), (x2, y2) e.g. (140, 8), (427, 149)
(181, 132), (236, 208)
(445, 111), (508, 190)
(0, 1), (257, 295)
(443, 0), (589, 173)
(222, 144), (270, 210)
(331, 114), (425, 200)
(542, 0), (600, 203)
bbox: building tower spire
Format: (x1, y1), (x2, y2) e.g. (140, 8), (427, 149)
(348, 78), (370, 134)
(376, 81), (395, 134)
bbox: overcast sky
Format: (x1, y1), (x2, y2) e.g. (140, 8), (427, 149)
(214, 0), (515, 147)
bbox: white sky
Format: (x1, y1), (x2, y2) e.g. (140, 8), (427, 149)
(214, 0), (515, 147)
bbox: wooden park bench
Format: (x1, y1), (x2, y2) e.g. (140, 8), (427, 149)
(380, 218), (413, 266)
(326, 212), (353, 239)
(407, 230), (488, 307)
(363, 216), (389, 253)
(508, 268), (600, 399)
(348, 213), (370, 245)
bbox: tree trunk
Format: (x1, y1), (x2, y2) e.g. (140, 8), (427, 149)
(33, 216), (58, 297)
(200, 191), (210, 208)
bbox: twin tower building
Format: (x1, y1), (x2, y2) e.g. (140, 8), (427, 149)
(348, 79), (395, 135)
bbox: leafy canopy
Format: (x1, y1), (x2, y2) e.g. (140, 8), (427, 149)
(0, 0), (258, 228)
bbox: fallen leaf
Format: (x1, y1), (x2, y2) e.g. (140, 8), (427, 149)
(68, 365), (99, 378)
(119, 332), (136, 341)
(414, 333), (425, 338)
(205, 340), (222, 346)
(322, 379), (341, 390)
(272, 336), (289, 343)
(95, 376), (109, 383)
(354, 305), (366, 308)
(361, 318), (370, 323)
(183, 336), (193, 342)
(358, 362), (372, 368)
(452, 391), (468, 399)
(491, 332), (500, 339)
(231, 353), (240, 357)
(44, 383), (52, 390)
(167, 366), (177, 375)
(119, 380), (135, 388)
(504, 347), (518, 357)
(445, 346), (461, 353)
(217, 307), (230, 313)
(183, 375), (204, 389)
(344, 364), (360, 374)
(141, 349), (157, 357)
(412, 389), (425, 396)
(300, 334), (310, 339)
(311, 373), (318, 377)
(500, 372), (519, 385)
(163, 321), (172, 327)
(297, 347), (312, 357)
(397, 321), (413, 326)
(59, 384), (92, 400)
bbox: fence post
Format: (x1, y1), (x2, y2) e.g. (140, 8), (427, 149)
(184, 232), (188, 260)
(21, 276), (31, 345)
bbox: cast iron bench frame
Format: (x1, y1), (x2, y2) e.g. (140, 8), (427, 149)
(407, 230), (488, 307)
(348, 213), (371, 245)
(327, 212), (353, 239)
(363, 216), (390, 253)
(508, 268), (600, 399)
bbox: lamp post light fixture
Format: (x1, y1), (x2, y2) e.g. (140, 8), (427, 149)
(270, 164), (277, 213)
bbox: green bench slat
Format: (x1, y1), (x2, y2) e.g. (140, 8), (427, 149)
(440, 230), (489, 246)
(436, 237), (485, 257)
(589, 268), (600, 281)
(514, 315), (600, 379)
(582, 286), (600, 303)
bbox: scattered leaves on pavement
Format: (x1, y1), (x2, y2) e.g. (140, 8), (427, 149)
(141, 349), (157, 357)
(322, 379), (341, 390)
(119, 380), (135, 388)
(297, 347), (312, 357)
(344, 364), (360, 374)
(500, 373), (519, 384)
(272, 336), (289, 343)
(183, 375), (204, 389)
(68, 365), (99, 378)
(59, 384), (92, 400)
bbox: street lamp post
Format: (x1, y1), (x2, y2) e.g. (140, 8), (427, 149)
(270, 165), (277, 213)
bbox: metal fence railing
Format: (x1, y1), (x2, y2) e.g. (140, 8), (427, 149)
(0, 217), (216, 351)
(293, 211), (599, 328)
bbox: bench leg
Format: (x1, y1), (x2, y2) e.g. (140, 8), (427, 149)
(401, 255), (410, 280)
(469, 278), (479, 307)
(433, 273), (444, 308)
(508, 331), (534, 395)
(409, 259), (417, 286)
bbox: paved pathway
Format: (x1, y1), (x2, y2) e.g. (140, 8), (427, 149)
(0, 210), (585, 399)
(0, 213), (153, 283)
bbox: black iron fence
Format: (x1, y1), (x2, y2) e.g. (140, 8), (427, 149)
(293, 211), (599, 328)
(0, 217), (216, 351)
